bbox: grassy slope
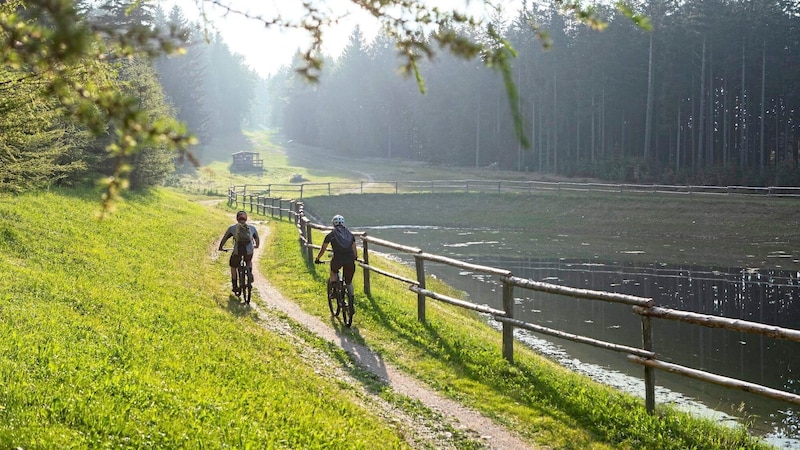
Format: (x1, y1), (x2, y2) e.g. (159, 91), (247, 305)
(0, 189), (408, 448)
(261, 218), (769, 450)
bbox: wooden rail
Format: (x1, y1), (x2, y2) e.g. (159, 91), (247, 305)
(246, 193), (800, 415)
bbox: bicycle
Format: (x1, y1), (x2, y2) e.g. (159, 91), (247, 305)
(221, 248), (252, 305)
(315, 260), (353, 327)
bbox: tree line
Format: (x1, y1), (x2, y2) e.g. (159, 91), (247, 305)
(271, 0), (800, 187)
(0, 0), (258, 194)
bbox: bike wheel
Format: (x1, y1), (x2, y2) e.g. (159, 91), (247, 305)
(340, 285), (352, 327)
(237, 265), (248, 302)
(327, 282), (340, 317)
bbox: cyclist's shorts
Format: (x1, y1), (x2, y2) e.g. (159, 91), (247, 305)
(229, 248), (254, 268)
(331, 258), (356, 284)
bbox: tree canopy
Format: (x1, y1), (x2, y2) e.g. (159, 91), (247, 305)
(273, 1), (800, 187)
(0, 0), (646, 209)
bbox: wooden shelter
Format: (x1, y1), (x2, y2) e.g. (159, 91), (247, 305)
(231, 151), (264, 172)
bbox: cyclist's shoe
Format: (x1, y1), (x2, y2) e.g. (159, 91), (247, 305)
(231, 280), (240, 296)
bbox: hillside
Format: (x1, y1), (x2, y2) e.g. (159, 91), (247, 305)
(0, 189), (415, 448)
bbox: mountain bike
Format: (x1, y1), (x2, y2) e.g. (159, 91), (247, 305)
(316, 260), (353, 327)
(221, 248), (252, 305)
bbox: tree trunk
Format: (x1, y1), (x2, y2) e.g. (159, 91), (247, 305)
(760, 39), (766, 174)
(644, 33), (654, 161)
(553, 67), (558, 174)
(723, 79), (729, 166)
(676, 104), (682, 172)
(475, 88), (480, 168)
(696, 38), (706, 173)
(740, 38), (747, 169)
(591, 92), (597, 164)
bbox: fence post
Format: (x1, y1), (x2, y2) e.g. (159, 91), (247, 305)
(502, 279), (514, 363)
(294, 202), (302, 227)
(642, 315), (656, 414)
(271, 197), (276, 218)
(300, 184), (304, 199)
(362, 236), (371, 297)
(414, 254), (426, 323)
(305, 220), (314, 263)
(279, 200), (284, 221)
(395, 181), (399, 194)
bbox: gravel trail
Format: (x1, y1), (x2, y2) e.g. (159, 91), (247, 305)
(236, 222), (535, 449)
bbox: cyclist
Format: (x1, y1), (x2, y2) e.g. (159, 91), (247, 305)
(218, 210), (260, 295)
(315, 214), (358, 312)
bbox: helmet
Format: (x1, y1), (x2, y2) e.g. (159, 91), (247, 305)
(331, 214), (345, 226)
(236, 210), (247, 221)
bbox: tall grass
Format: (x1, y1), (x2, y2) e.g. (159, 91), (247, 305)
(0, 189), (408, 448)
(260, 218), (771, 449)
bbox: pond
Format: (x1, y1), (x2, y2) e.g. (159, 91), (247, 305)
(363, 225), (800, 449)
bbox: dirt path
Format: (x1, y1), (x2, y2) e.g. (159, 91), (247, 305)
(244, 222), (534, 449)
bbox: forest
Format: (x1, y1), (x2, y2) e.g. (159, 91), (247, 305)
(270, 1), (800, 186)
(0, 0), (264, 194)
(3, 1), (799, 194)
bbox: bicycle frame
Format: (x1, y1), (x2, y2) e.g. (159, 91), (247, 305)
(317, 261), (352, 327)
(222, 248), (252, 305)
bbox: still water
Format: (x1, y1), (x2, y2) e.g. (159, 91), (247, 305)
(363, 226), (800, 448)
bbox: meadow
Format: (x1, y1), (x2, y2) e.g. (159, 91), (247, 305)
(0, 128), (786, 448)
(0, 189), (410, 448)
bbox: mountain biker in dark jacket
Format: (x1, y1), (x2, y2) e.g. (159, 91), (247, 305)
(315, 214), (358, 305)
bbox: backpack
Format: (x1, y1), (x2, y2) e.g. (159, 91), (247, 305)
(234, 223), (252, 244)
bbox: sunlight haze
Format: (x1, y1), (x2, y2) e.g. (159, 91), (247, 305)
(166, 0), (521, 77)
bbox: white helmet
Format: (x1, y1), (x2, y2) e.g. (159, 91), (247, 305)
(331, 214), (345, 226)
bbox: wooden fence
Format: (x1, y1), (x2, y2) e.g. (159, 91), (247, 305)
(227, 180), (800, 203)
(249, 194), (800, 415)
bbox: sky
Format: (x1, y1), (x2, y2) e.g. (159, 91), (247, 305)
(165, 0), (521, 78)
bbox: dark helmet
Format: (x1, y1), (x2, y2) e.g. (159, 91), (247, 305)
(236, 210), (247, 221)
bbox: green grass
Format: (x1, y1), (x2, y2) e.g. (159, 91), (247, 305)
(0, 189), (411, 448)
(7, 129), (778, 448)
(260, 217), (772, 449)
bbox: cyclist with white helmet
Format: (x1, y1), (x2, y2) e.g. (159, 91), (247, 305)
(315, 214), (358, 309)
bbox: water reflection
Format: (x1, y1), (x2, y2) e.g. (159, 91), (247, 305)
(364, 226), (800, 448)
